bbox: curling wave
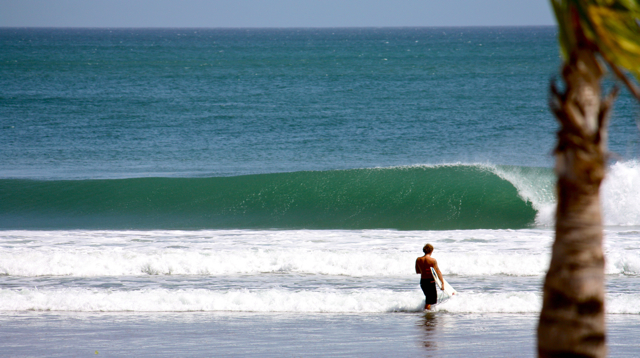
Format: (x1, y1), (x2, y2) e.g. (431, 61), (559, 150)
(0, 164), (537, 230)
(1, 162), (638, 229)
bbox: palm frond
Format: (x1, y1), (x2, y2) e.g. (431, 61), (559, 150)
(551, 0), (640, 98)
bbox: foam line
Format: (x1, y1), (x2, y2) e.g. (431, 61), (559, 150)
(0, 249), (552, 277)
(3, 288), (638, 314)
(3, 233), (640, 277)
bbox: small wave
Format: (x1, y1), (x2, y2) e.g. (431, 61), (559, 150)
(2, 288), (637, 314)
(0, 288), (422, 313)
(2, 247), (638, 277)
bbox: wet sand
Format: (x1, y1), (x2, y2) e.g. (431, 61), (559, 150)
(2, 312), (639, 357)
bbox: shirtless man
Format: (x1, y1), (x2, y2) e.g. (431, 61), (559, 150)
(415, 243), (445, 310)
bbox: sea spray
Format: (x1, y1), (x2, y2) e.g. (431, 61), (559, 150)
(491, 160), (640, 227)
(490, 165), (556, 226)
(602, 160), (640, 226)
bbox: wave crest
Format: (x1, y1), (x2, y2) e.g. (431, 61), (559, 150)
(2, 161), (638, 229)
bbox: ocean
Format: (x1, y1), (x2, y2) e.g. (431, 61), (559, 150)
(1, 27), (639, 356)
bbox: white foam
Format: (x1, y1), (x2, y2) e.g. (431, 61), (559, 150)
(435, 291), (541, 313)
(493, 160), (640, 227)
(2, 287), (636, 314)
(606, 248), (640, 275)
(2, 228), (639, 277)
(0, 288), (423, 313)
(4, 249), (637, 277)
(607, 293), (640, 314)
(602, 161), (640, 226)
(0, 248), (549, 277)
(490, 165), (556, 227)
(0, 248), (411, 277)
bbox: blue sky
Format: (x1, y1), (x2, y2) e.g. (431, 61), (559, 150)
(1, 0), (554, 28)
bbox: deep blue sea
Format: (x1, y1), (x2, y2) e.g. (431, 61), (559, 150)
(1, 27), (639, 357)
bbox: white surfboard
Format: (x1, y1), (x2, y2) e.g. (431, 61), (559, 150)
(431, 267), (457, 297)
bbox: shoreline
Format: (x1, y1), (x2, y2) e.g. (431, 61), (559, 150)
(1, 312), (638, 357)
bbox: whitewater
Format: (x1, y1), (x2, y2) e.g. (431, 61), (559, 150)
(2, 223), (639, 315)
(2, 162), (640, 316)
(494, 160), (640, 226)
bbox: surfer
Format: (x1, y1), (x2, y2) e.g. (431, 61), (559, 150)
(415, 243), (445, 310)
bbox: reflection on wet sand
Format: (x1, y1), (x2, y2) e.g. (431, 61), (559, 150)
(419, 311), (439, 350)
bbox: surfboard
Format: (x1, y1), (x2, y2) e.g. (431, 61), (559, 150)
(431, 267), (457, 298)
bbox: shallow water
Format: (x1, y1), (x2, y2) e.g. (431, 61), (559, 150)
(1, 228), (638, 316)
(1, 312), (639, 357)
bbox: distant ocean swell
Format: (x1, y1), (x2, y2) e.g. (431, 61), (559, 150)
(1, 162), (637, 230)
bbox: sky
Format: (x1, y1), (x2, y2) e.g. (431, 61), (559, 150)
(0, 0), (554, 28)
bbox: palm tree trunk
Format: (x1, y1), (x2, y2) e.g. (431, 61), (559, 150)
(537, 38), (617, 357)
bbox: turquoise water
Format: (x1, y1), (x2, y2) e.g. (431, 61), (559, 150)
(3, 27), (637, 230)
(0, 166), (537, 229)
(5, 26), (633, 181)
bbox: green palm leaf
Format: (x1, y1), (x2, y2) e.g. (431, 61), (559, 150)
(552, 0), (640, 97)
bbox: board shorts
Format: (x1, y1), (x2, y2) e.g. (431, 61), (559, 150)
(420, 278), (438, 305)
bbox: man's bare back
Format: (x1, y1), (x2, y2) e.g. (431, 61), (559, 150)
(415, 255), (444, 283)
(415, 243), (445, 310)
